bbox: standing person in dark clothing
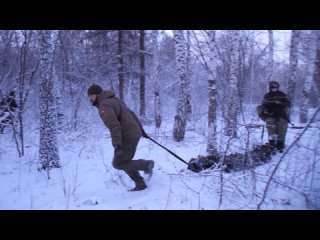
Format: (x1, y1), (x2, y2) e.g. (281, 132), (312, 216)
(0, 91), (18, 134)
(87, 84), (154, 191)
(257, 81), (291, 151)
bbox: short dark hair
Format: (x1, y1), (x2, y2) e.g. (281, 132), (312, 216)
(87, 84), (102, 96)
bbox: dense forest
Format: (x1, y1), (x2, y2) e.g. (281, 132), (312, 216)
(0, 30), (319, 209)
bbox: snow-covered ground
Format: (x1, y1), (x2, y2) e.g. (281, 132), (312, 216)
(0, 107), (319, 210)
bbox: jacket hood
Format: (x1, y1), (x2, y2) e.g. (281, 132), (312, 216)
(98, 90), (116, 104)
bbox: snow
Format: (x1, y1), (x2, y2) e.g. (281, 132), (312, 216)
(0, 106), (319, 210)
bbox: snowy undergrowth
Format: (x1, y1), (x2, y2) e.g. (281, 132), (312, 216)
(0, 109), (319, 209)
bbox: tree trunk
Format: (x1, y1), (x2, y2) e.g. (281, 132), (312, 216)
(118, 30), (124, 101)
(38, 30), (60, 172)
(313, 31), (320, 106)
(224, 30), (240, 137)
(299, 30), (318, 123)
(248, 30), (255, 104)
(55, 78), (63, 133)
(173, 30), (187, 142)
(152, 31), (161, 128)
(267, 30), (274, 82)
(14, 31), (39, 157)
(185, 30), (192, 121)
(139, 30), (146, 117)
(17, 31), (29, 157)
(287, 30), (301, 103)
(207, 30), (218, 154)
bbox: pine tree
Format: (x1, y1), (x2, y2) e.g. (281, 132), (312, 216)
(38, 30), (60, 172)
(173, 30), (187, 141)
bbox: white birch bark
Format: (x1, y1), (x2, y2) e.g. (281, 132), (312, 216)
(299, 30), (318, 123)
(207, 30), (218, 153)
(173, 30), (187, 142)
(152, 31), (161, 128)
(185, 30), (192, 121)
(38, 30), (60, 171)
(224, 30), (240, 137)
(287, 30), (301, 103)
(267, 30), (274, 82)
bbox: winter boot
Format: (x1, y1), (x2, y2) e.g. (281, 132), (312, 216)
(129, 179), (147, 191)
(143, 160), (155, 181)
(268, 140), (276, 148)
(268, 140), (277, 155)
(144, 160), (155, 175)
(277, 141), (284, 152)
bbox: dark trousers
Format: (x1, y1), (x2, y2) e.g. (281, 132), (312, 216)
(112, 139), (148, 183)
(266, 117), (288, 144)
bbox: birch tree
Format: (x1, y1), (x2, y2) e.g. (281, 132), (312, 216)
(15, 30), (39, 157)
(185, 30), (192, 121)
(287, 30), (300, 103)
(173, 30), (187, 141)
(139, 30), (146, 117)
(38, 30), (60, 172)
(118, 30), (124, 101)
(207, 30), (218, 154)
(152, 31), (161, 129)
(299, 30), (318, 123)
(248, 31), (255, 104)
(224, 30), (240, 137)
(313, 31), (320, 105)
(267, 30), (274, 83)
